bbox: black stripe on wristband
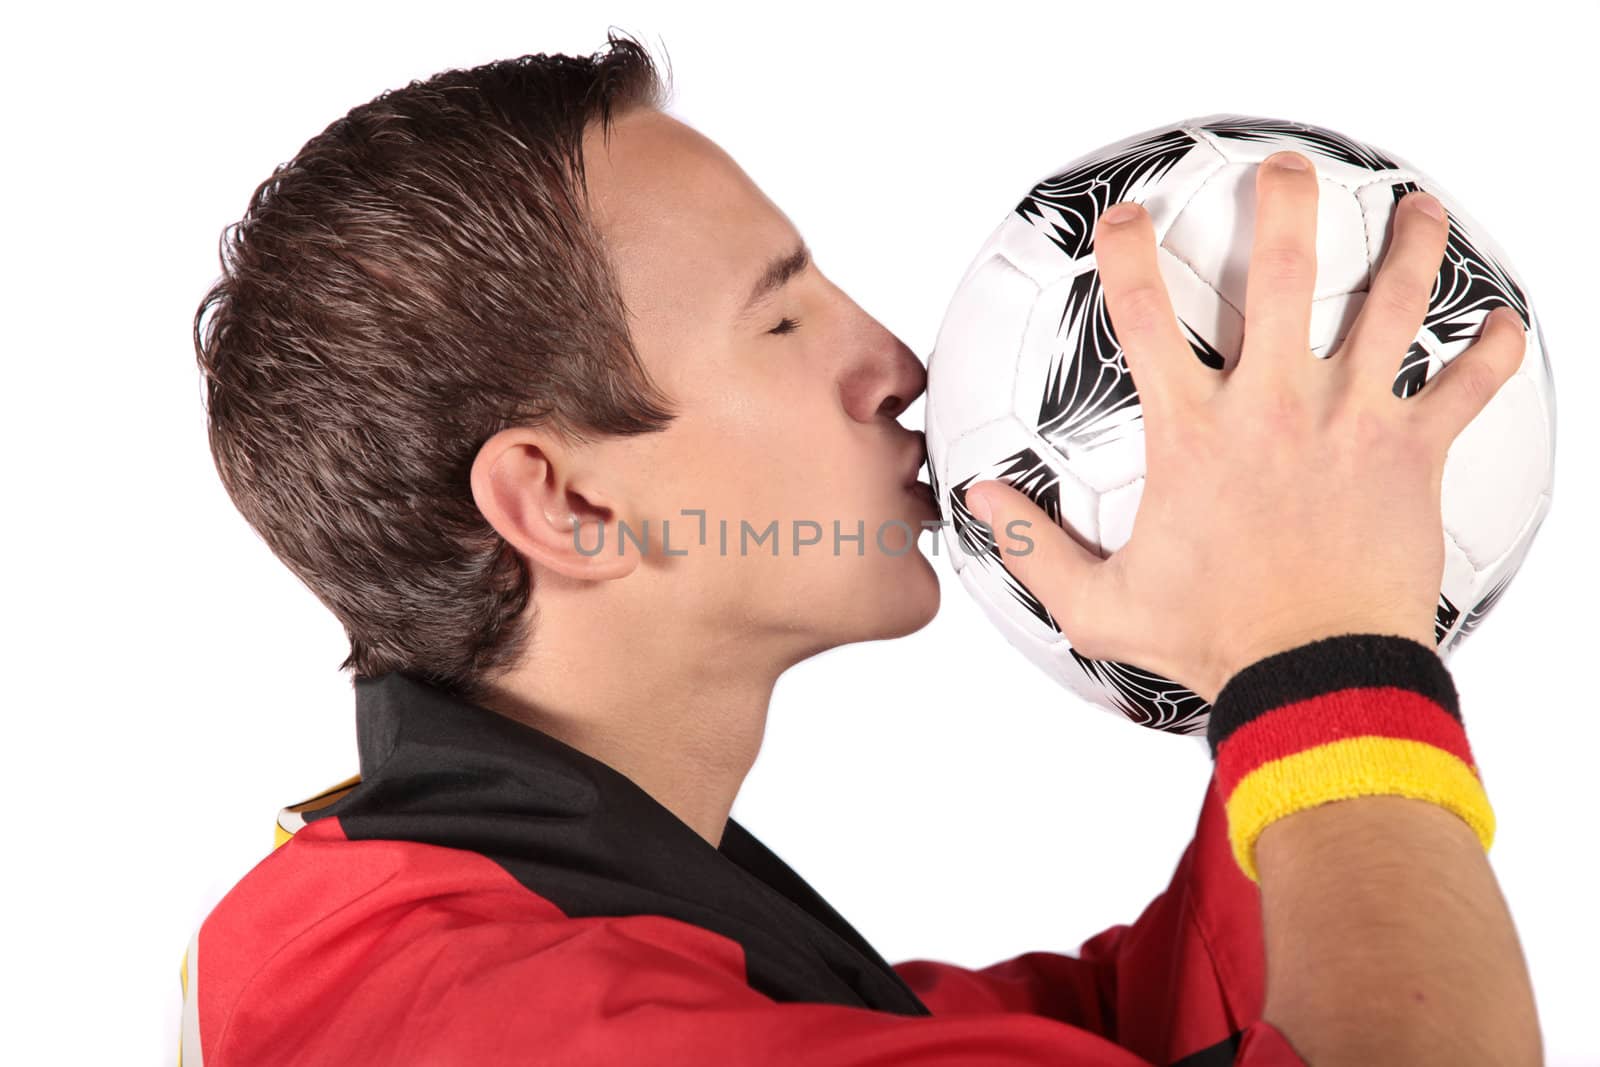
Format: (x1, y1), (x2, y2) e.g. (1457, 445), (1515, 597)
(1206, 632), (1460, 758)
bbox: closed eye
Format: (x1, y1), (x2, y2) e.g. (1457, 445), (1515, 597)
(768, 316), (802, 336)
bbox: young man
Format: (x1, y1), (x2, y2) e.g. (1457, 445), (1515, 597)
(181, 33), (1540, 1065)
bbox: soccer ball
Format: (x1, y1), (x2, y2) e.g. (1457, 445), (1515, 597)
(924, 115), (1557, 737)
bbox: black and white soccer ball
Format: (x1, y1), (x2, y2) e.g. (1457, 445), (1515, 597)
(925, 115), (1557, 737)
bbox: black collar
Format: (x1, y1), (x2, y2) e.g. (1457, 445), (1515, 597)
(302, 670), (930, 1015)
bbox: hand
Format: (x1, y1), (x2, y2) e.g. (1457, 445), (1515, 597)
(964, 150), (1527, 706)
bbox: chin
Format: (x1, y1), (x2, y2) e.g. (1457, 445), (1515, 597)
(865, 549), (942, 641)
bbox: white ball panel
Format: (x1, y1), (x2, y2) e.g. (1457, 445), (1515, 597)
(922, 393), (955, 568)
(1440, 371), (1550, 568)
(1156, 245), (1244, 373)
(1127, 137), (1227, 237)
(1096, 475), (1145, 557)
(938, 415), (1100, 588)
(1188, 118), (1405, 189)
(1163, 164), (1372, 313)
(1429, 317), (1553, 490)
(983, 213), (1086, 288)
(1484, 492), (1550, 584)
(926, 253), (1038, 441)
(1441, 490), (1550, 661)
(1436, 525), (1481, 661)
(1355, 175), (1409, 285)
(1308, 291), (1365, 357)
(1527, 313), (1558, 472)
(1059, 418), (1146, 496)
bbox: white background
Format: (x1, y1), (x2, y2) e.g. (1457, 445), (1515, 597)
(4, 1), (1596, 1062)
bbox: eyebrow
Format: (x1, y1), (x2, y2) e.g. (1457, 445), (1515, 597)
(735, 242), (811, 322)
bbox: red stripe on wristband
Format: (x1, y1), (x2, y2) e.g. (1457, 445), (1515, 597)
(1214, 686), (1479, 799)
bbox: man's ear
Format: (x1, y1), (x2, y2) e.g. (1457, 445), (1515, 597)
(469, 425), (638, 582)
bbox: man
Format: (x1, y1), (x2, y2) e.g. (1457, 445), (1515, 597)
(181, 32), (1540, 1065)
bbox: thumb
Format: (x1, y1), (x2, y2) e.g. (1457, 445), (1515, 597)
(962, 479), (1103, 631)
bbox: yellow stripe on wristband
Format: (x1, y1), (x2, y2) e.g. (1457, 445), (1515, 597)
(1225, 735), (1496, 882)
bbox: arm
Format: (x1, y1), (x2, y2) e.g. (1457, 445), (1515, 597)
(886, 651), (1538, 1067)
(964, 149), (1541, 1064)
(891, 768), (1289, 1064)
(1210, 632), (1539, 1065)
(894, 639), (1540, 1067)
(1256, 794), (1537, 1063)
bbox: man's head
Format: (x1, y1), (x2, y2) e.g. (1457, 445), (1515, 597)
(196, 32), (939, 704)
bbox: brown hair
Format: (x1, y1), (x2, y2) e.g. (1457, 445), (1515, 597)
(193, 30), (677, 703)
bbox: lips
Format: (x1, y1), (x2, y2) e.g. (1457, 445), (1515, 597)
(900, 431), (929, 489)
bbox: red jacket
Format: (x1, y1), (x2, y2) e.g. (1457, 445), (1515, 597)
(178, 671), (1303, 1065)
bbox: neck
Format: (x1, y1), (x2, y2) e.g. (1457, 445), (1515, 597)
(478, 588), (786, 849)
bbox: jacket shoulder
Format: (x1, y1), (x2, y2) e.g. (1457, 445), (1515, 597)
(187, 812), (754, 1065)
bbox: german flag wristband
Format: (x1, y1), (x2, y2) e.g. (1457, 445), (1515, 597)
(1206, 632), (1495, 883)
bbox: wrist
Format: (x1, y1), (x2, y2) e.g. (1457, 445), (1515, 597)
(1207, 632), (1494, 882)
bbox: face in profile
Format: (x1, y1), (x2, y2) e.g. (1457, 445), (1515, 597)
(548, 107), (942, 660)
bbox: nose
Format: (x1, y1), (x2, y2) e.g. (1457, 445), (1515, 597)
(842, 330), (927, 423)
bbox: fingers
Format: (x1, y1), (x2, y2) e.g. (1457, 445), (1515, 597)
(1239, 151), (1320, 381)
(1094, 202), (1216, 417)
(963, 478), (1101, 639)
(1411, 306), (1527, 444)
(1339, 191), (1451, 390)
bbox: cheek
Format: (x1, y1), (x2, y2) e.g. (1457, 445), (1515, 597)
(639, 349), (875, 532)
(704, 370), (844, 502)
(765, 417), (871, 524)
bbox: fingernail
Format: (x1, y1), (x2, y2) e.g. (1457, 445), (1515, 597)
(1490, 306), (1522, 328)
(966, 488), (993, 525)
(1410, 192), (1446, 221)
(1268, 151), (1309, 171)
(1102, 202), (1140, 225)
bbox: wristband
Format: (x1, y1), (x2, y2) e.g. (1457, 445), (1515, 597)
(1207, 632), (1495, 882)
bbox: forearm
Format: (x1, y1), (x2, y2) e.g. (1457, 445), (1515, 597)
(1202, 633), (1541, 1064)
(1255, 794), (1540, 1065)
